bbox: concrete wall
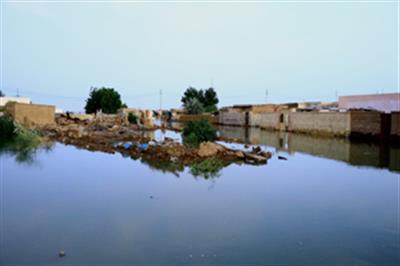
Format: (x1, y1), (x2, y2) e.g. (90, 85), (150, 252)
(219, 111), (246, 126)
(5, 102), (55, 126)
(288, 112), (351, 137)
(391, 112), (400, 137)
(349, 111), (382, 137)
(249, 112), (281, 129)
(339, 93), (400, 113)
(0, 97), (31, 106)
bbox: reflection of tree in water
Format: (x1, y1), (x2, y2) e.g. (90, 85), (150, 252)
(189, 159), (228, 180)
(139, 157), (229, 180)
(0, 138), (54, 165)
(140, 158), (185, 177)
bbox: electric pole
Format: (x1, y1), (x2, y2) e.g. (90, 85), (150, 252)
(265, 89), (268, 103)
(159, 89), (162, 112)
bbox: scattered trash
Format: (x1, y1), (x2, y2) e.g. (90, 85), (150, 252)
(278, 155), (288, 160)
(138, 143), (149, 151)
(252, 146), (261, 153)
(59, 250), (65, 258)
(122, 142), (133, 150)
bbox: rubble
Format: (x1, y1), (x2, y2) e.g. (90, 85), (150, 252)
(39, 117), (272, 167)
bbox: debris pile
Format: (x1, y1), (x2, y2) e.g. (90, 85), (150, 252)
(40, 115), (272, 167)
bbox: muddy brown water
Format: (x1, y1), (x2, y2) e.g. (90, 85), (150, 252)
(1, 128), (399, 265)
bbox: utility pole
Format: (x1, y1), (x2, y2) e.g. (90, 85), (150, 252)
(159, 89), (162, 112)
(265, 89), (268, 103)
(16, 88), (19, 97)
(335, 89), (338, 101)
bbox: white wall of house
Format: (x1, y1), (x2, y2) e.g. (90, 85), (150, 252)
(0, 97), (31, 106)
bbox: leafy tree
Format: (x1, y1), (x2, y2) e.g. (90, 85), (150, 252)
(182, 119), (217, 147)
(0, 90), (4, 97)
(184, 98), (204, 115)
(203, 87), (218, 113)
(181, 87), (218, 114)
(181, 87), (203, 105)
(84, 87), (123, 114)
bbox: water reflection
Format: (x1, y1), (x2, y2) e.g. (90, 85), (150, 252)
(0, 139), (54, 165)
(141, 157), (184, 177)
(218, 126), (400, 173)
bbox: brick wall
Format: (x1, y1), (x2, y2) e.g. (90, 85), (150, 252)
(219, 111), (247, 126)
(349, 111), (382, 136)
(391, 112), (400, 137)
(249, 112), (281, 129)
(288, 112), (351, 137)
(5, 102), (55, 127)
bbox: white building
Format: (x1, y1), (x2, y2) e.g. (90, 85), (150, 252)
(0, 96), (31, 106)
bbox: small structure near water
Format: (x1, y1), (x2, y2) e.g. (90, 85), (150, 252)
(5, 102), (55, 127)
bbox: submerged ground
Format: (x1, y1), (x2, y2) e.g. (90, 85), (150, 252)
(1, 128), (399, 265)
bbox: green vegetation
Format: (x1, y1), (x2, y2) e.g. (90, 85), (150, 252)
(190, 159), (226, 179)
(0, 90), (4, 97)
(181, 87), (219, 114)
(182, 119), (217, 147)
(0, 117), (16, 140)
(0, 117), (45, 164)
(85, 87), (123, 114)
(184, 98), (204, 115)
(128, 112), (138, 124)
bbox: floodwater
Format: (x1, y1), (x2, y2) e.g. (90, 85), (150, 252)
(1, 128), (399, 265)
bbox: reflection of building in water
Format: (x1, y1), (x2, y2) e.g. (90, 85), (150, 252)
(218, 126), (400, 173)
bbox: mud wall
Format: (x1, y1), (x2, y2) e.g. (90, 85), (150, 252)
(288, 112), (351, 137)
(6, 102), (55, 126)
(177, 114), (218, 124)
(349, 111), (382, 137)
(219, 111), (246, 126)
(391, 112), (400, 137)
(249, 112), (281, 129)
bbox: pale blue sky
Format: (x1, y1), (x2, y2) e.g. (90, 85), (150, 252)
(1, 1), (398, 111)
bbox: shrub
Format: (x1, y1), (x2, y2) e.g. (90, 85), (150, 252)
(0, 117), (16, 140)
(182, 119), (217, 147)
(128, 112), (138, 124)
(85, 87), (123, 114)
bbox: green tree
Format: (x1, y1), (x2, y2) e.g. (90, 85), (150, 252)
(181, 87), (202, 105)
(0, 90), (4, 97)
(84, 87), (123, 114)
(203, 87), (218, 113)
(181, 87), (218, 114)
(184, 98), (204, 115)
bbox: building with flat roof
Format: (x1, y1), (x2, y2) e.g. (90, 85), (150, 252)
(0, 96), (31, 106)
(339, 93), (400, 113)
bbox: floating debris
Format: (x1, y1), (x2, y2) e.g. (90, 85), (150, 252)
(58, 250), (65, 258)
